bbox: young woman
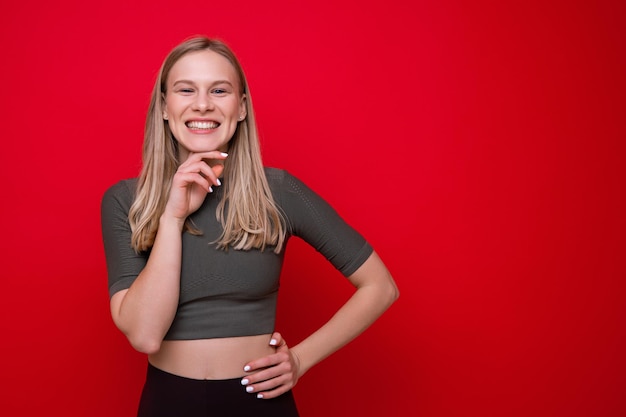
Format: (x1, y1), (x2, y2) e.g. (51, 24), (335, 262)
(101, 35), (399, 417)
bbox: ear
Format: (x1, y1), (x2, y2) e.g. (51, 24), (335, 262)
(238, 94), (247, 121)
(161, 93), (168, 120)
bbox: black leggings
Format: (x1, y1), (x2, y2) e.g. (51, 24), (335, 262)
(137, 363), (300, 417)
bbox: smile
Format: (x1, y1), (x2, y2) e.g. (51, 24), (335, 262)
(186, 121), (220, 129)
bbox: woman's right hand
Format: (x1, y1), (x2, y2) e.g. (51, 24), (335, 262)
(163, 151), (227, 224)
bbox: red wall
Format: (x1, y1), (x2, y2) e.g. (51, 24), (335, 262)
(1, 1), (624, 416)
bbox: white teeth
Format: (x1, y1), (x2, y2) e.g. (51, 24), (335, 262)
(186, 121), (219, 129)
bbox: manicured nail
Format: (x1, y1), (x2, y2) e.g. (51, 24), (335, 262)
(220, 152), (228, 157)
(208, 186), (213, 193)
(257, 394), (264, 399)
(244, 365), (251, 372)
(216, 178), (221, 186)
(241, 378), (249, 385)
(270, 339), (277, 346)
(246, 386), (254, 393)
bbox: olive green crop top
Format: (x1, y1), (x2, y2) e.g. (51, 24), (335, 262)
(101, 168), (373, 340)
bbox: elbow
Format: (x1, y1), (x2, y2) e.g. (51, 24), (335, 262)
(387, 278), (400, 306)
(380, 268), (399, 307)
(371, 272), (399, 310)
(391, 283), (400, 304)
(111, 309), (163, 354)
(125, 331), (162, 355)
(129, 337), (162, 355)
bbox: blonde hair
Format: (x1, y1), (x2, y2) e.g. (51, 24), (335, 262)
(129, 36), (286, 253)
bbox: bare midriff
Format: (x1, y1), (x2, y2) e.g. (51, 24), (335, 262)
(148, 334), (276, 380)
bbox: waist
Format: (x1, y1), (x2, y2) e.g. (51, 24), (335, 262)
(148, 334), (275, 380)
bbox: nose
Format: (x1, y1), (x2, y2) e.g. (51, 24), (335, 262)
(193, 92), (214, 112)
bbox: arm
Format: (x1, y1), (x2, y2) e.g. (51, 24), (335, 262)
(291, 250), (399, 373)
(241, 250), (399, 398)
(107, 152), (225, 354)
(109, 216), (184, 354)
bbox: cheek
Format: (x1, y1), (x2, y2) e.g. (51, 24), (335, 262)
(232, 102), (245, 119)
(165, 96), (184, 114)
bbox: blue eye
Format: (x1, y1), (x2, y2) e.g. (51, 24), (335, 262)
(212, 88), (227, 95)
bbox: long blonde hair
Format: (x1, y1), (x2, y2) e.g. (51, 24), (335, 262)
(129, 36), (286, 253)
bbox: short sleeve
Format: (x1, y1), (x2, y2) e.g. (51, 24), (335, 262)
(271, 169), (373, 277)
(100, 179), (148, 297)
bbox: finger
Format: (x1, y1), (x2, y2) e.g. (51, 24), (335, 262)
(211, 164), (224, 179)
(256, 384), (293, 400)
(249, 355), (291, 378)
(243, 356), (275, 373)
(177, 161), (221, 187)
(242, 369), (290, 390)
(172, 172), (212, 194)
(243, 349), (289, 373)
(244, 375), (293, 399)
(269, 332), (283, 348)
(185, 150), (229, 160)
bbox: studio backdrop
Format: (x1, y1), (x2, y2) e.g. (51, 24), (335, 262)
(1, 1), (624, 416)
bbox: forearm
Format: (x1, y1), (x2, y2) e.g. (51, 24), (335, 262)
(291, 253), (399, 375)
(112, 216), (184, 353)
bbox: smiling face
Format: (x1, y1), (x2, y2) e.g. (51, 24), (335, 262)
(163, 50), (247, 161)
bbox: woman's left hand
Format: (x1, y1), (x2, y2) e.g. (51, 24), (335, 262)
(241, 332), (302, 399)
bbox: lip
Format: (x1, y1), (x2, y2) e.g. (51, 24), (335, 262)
(186, 118), (220, 123)
(185, 118), (221, 133)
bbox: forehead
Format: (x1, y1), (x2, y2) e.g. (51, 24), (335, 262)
(167, 50), (239, 86)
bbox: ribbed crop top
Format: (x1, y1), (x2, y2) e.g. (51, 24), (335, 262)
(101, 168), (373, 340)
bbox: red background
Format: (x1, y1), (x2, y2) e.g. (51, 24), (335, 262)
(1, 1), (624, 416)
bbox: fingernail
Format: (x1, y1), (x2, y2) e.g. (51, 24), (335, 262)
(246, 386), (254, 393)
(270, 339), (277, 346)
(243, 365), (251, 372)
(257, 394), (264, 399)
(220, 152), (228, 157)
(208, 186), (213, 193)
(216, 178), (221, 186)
(241, 378), (249, 385)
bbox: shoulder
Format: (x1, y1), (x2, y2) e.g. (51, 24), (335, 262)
(264, 167), (287, 182)
(263, 167), (305, 190)
(101, 178), (138, 212)
(263, 167), (315, 203)
(104, 178), (137, 197)
(264, 167), (291, 191)
(262, 166), (327, 214)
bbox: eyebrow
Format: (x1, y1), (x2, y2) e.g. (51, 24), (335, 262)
(172, 79), (235, 87)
